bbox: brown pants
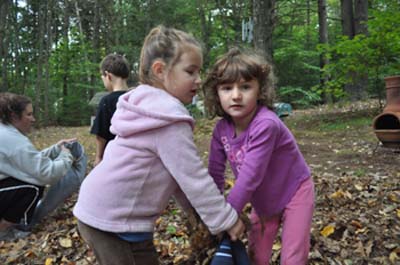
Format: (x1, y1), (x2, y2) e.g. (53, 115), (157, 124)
(77, 220), (159, 265)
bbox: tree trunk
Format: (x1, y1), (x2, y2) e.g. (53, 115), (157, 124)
(12, 0), (21, 93)
(354, 0), (368, 35)
(253, 0), (275, 63)
(74, 0), (90, 86)
(43, 0), (53, 125)
(196, 0), (211, 68)
(216, 0), (233, 48)
(340, 0), (354, 38)
(341, 0), (369, 100)
(318, 0), (330, 103)
(35, 1), (46, 124)
(90, 0), (101, 99)
(305, 0), (311, 47)
(353, 0), (369, 99)
(0, 0), (11, 92)
(62, 0), (70, 101)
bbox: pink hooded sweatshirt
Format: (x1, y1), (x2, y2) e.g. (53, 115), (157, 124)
(73, 85), (238, 234)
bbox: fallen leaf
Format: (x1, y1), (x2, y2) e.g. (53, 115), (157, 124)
(389, 251), (399, 263)
(350, 220), (362, 229)
(59, 238), (72, 248)
(45, 258), (53, 265)
(330, 190), (345, 199)
(320, 225), (335, 237)
(272, 242), (281, 250)
(365, 240), (373, 257)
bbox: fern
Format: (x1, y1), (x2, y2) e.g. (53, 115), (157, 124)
(277, 86), (321, 108)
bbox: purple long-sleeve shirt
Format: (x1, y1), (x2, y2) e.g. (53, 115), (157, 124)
(208, 106), (311, 218)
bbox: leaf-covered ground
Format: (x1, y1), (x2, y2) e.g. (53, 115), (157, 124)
(1, 101), (399, 265)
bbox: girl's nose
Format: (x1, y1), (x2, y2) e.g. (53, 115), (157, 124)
(232, 87), (242, 100)
(195, 74), (201, 84)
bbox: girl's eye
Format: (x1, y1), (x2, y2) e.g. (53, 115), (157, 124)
(220, 86), (231, 91)
(186, 69), (198, 76)
(241, 84), (251, 90)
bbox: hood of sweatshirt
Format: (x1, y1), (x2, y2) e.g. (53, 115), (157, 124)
(110, 84), (195, 137)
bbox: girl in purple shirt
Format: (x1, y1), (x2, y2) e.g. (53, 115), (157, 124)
(203, 48), (314, 265)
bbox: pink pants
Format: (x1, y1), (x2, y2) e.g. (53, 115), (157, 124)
(248, 177), (314, 265)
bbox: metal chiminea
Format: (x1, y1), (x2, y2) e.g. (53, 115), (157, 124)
(373, 75), (400, 148)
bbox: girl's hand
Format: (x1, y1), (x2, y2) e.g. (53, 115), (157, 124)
(227, 218), (246, 241)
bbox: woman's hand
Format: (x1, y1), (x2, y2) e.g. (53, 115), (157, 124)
(60, 144), (71, 153)
(227, 217), (246, 241)
(56, 138), (77, 147)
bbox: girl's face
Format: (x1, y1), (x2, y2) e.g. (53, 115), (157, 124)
(11, 103), (35, 135)
(217, 78), (260, 128)
(163, 45), (202, 105)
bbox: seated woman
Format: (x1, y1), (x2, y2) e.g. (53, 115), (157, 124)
(0, 92), (86, 240)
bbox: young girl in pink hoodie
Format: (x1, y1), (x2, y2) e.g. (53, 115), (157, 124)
(203, 48), (315, 265)
(73, 26), (245, 265)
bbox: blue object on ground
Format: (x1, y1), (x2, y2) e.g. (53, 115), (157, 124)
(231, 238), (251, 265)
(210, 234), (251, 265)
(210, 236), (234, 265)
(274, 102), (293, 119)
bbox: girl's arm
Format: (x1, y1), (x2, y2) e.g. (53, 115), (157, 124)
(156, 122), (238, 235)
(227, 119), (279, 213)
(208, 126), (227, 193)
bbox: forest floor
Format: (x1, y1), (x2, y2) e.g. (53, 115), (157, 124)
(0, 100), (399, 265)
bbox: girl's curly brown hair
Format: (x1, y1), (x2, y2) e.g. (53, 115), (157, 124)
(202, 47), (275, 119)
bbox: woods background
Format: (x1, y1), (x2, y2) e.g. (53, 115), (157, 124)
(0, 0), (399, 126)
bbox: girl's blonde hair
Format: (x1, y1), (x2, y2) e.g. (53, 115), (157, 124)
(203, 47), (275, 119)
(139, 25), (202, 86)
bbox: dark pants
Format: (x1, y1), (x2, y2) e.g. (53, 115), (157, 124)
(77, 220), (159, 265)
(0, 177), (44, 224)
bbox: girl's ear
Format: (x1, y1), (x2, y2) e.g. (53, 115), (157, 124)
(104, 71), (112, 81)
(151, 60), (166, 81)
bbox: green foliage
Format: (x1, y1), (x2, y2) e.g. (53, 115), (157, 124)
(277, 86), (321, 108)
(3, 0), (399, 125)
(49, 27), (98, 125)
(318, 7), (400, 100)
(274, 40), (320, 89)
(318, 116), (372, 131)
(56, 93), (92, 126)
(166, 225), (177, 235)
(354, 168), (367, 177)
(273, 13), (321, 107)
(186, 104), (204, 119)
